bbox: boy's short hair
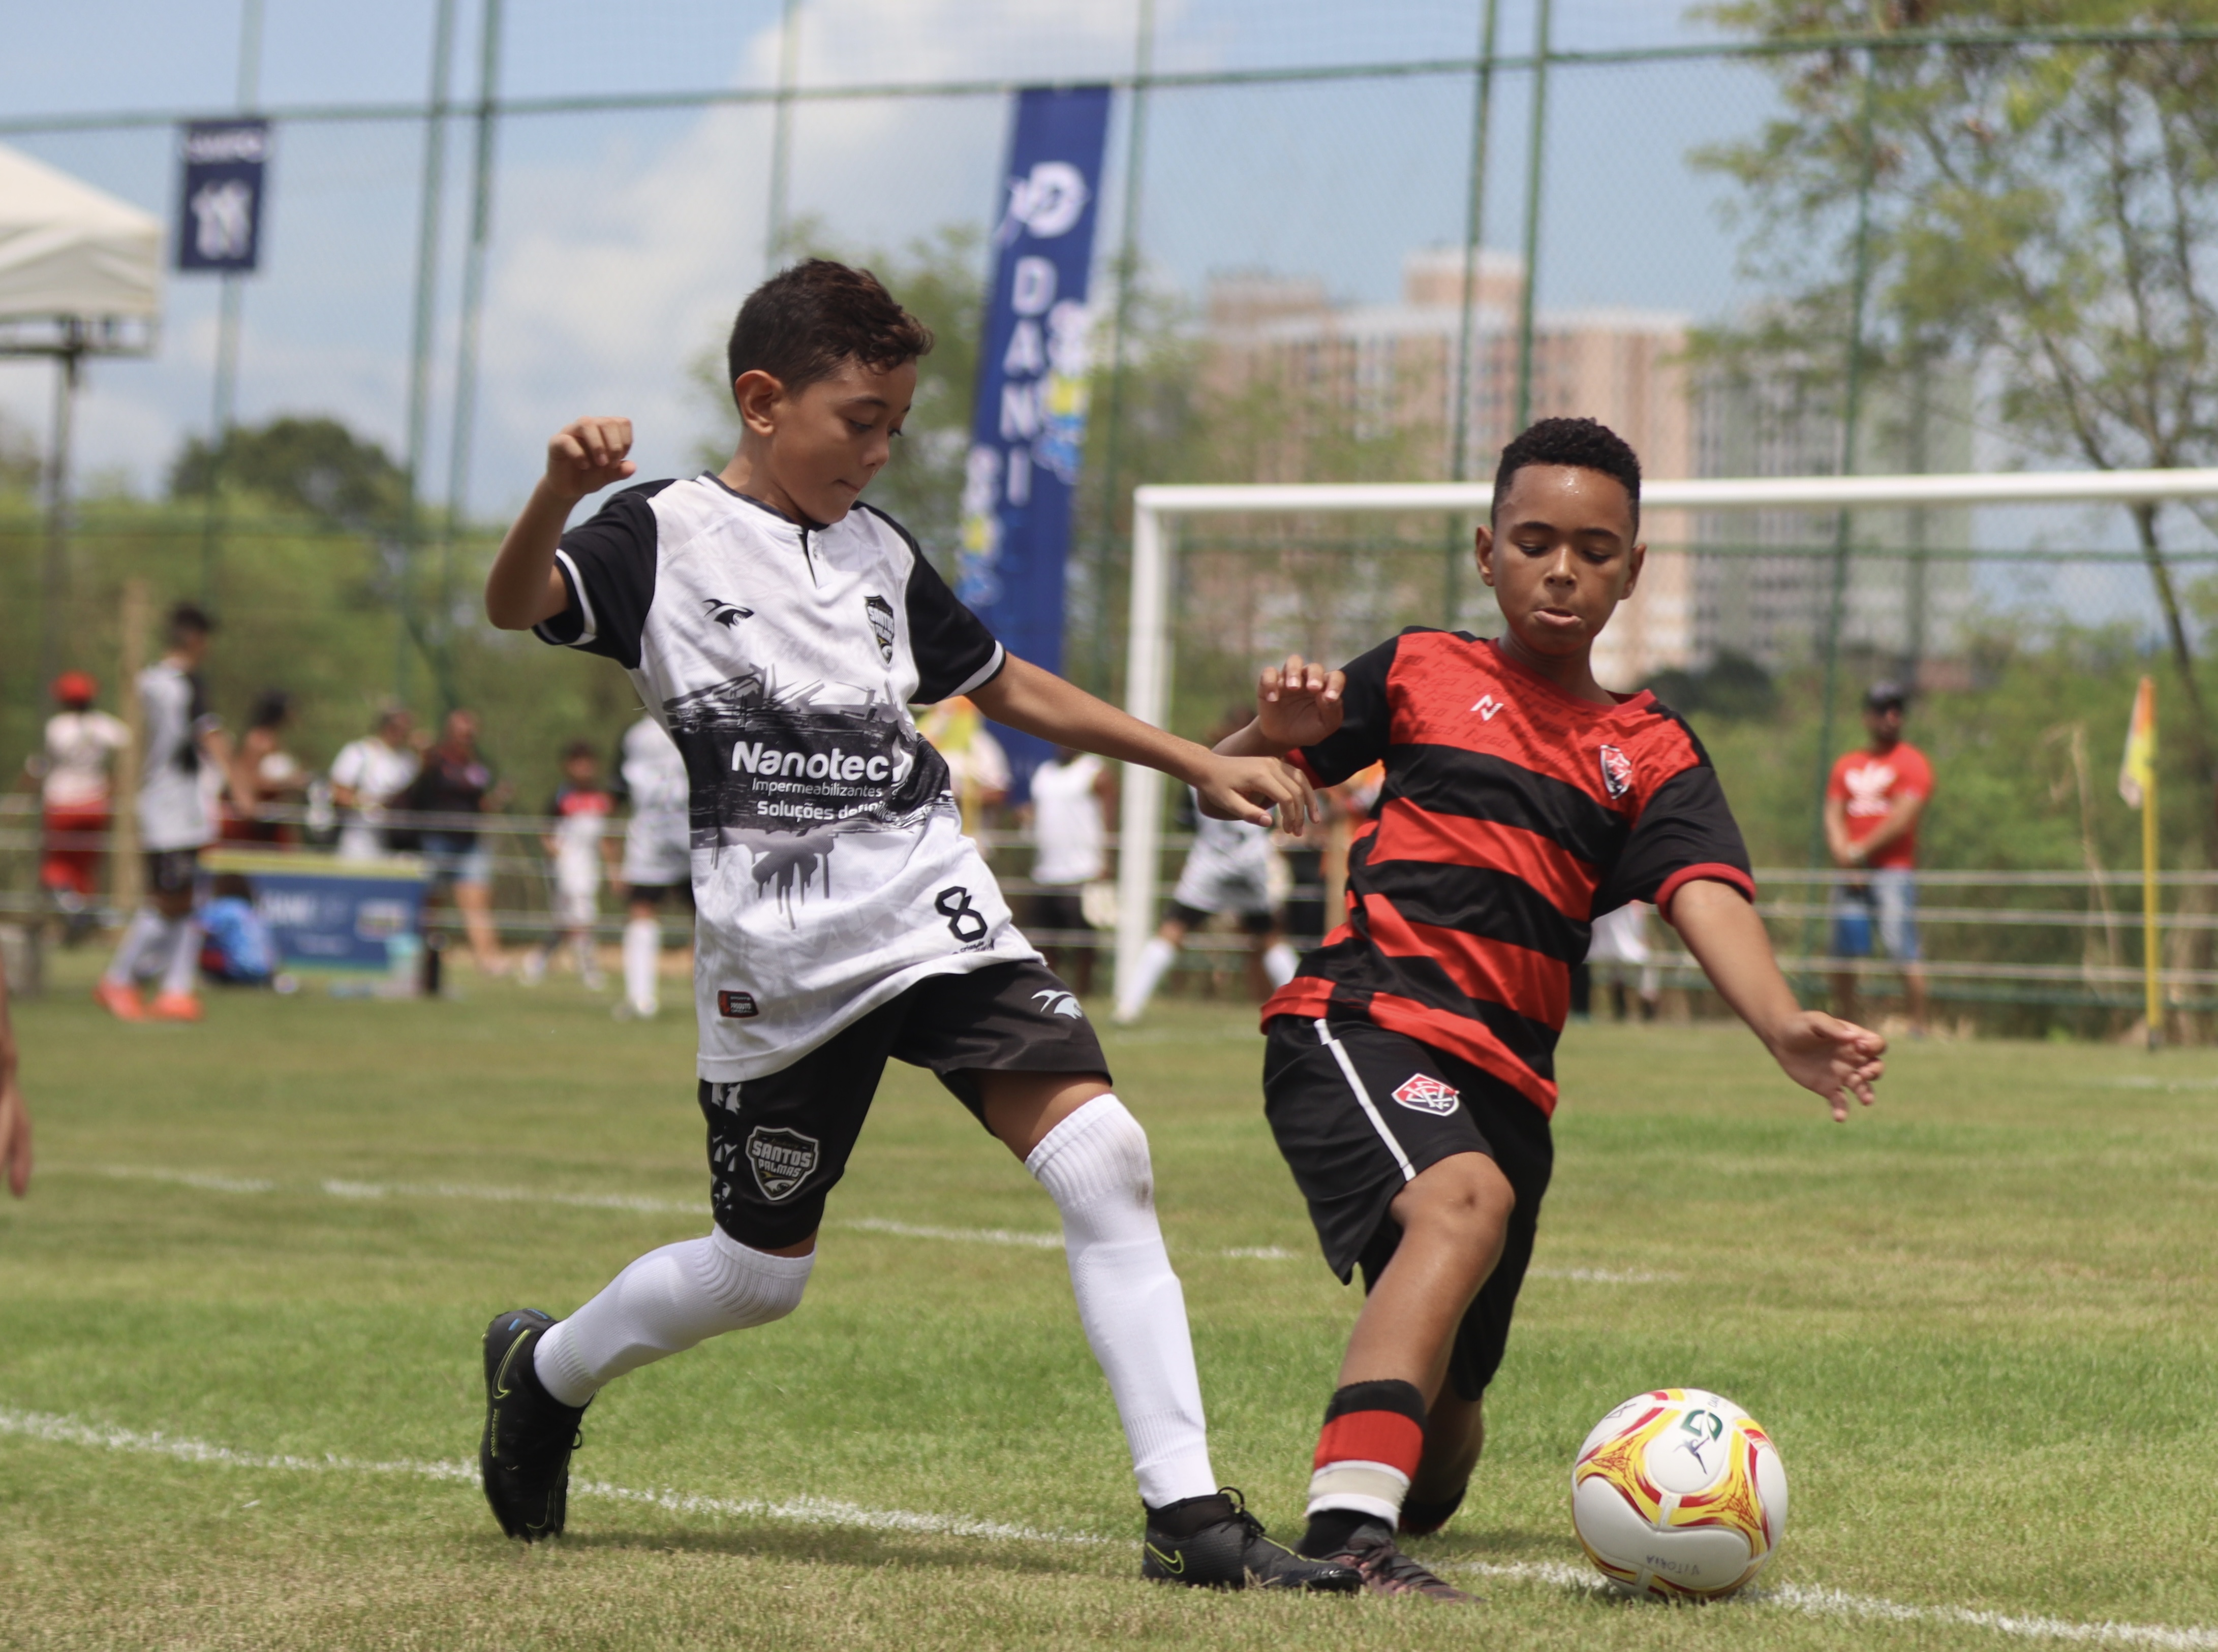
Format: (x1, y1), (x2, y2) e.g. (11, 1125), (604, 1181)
(561, 738), (599, 765)
(211, 871), (254, 901)
(168, 601), (215, 642)
(725, 259), (934, 400)
(1492, 417), (1642, 531)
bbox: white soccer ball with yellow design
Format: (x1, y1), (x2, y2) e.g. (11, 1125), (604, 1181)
(1570, 1387), (1788, 1600)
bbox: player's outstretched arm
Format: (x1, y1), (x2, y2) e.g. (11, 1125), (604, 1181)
(1670, 879), (1885, 1123)
(970, 656), (1317, 832)
(1216, 653), (1348, 759)
(486, 418), (636, 631)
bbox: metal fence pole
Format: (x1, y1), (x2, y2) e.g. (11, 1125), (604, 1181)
(398, 0), (458, 710)
(439, 0), (505, 686)
(764, 0), (803, 272)
(197, 0), (264, 611)
(1512, 0), (1551, 433)
(1087, 0), (1157, 699)
(1805, 34), (1885, 950)
(1445, 0), (1501, 627)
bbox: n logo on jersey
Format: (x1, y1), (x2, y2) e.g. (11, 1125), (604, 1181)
(1471, 694), (1507, 722)
(1392, 1074), (1461, 1115)
(745, 1126), (819, 1201)
(1598, 744), (1635, 799)
(865, 594), (896, 664)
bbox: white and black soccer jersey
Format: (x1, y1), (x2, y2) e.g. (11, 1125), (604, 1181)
(137, 660), (217, 853)
(535, 475), (1036, 1081)
(616, 714), (692, 888)
(1170, 800), (1278, 917)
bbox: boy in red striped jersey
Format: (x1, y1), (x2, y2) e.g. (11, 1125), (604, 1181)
(1218, 417), (1887, 1601)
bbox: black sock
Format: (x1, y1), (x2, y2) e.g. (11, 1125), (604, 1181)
(1298, 1506), (1375, 1559)
(1143, 1491), (1234, 1538)
(1398, 1485), (1467, 1537)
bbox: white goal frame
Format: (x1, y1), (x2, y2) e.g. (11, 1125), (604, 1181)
(1113, 466), (2218, 998)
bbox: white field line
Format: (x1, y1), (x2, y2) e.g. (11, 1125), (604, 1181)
(5, 1405), (2210, 1647)
(76, 1166), (1667, 1276)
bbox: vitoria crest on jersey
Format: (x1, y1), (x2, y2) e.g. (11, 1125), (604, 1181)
(865, 594), (896, 663)
(1598, 744), (1635, 799)
(745, 1125), (819, 1201)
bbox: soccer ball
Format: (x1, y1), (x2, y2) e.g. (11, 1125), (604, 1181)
(1570, 1388), (1788, 1600)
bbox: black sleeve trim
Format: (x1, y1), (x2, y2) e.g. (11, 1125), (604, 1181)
(1591, 763), (1753, 915)
(867, 503), (1004, 704)
(530, 481), (668, 670)
(1296, 634), (1401, 788)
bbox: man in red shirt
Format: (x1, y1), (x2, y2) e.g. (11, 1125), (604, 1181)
(1218, 417), (1886, 1599)
(1824, 682), (1932, 1035)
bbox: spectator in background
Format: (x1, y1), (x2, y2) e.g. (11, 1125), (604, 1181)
(1826, 681), (1933, 1036)
(405, 708), (511, 977)
(27, 671), (130, 940)
(917, 696), (1008, 839)
(199, 871), (279, 987)
(329, 704), (420, 861)
(613, 713), (691, 1020)
(1, 940), (29, 1197)
(1114, 709), (1300, 1025)
(1022, 745), (1114, 997)
(521, 740), (615, 990)
(96, 604), (229, 1023)
(224, 690), (309, 845)
(1586, 900), (1660, 1022)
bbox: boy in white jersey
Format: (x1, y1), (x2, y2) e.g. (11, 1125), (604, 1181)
(520, 740), (616, 989)
(477, 261), (1356, 1592)
(612, 713), (691, 1018)
(96, 604), (230, 1023)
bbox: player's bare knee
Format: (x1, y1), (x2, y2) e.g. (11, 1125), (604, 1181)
(1397, 1152), (1515, 1238)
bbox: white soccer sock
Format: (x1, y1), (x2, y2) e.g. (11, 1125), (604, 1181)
(1262, 941), (1298, 989)
(159, 915), (202, 997)
(1115, 937), (1178, 1021)
(533, 1229), (813, 1407)
(622, 917), (660, 1013)
(104, 909), (169, 986)
(1027, 1095), (1216, 1509)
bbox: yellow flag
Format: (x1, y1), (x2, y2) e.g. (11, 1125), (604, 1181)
(2120, 675), (2156, 809)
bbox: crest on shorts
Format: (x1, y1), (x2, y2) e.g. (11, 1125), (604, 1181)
(745, 1126), (819, 1201)
(1598, 744), (1635, 799)
(865, 594), (896, 664)
(1392, 1074), (1461, 1116)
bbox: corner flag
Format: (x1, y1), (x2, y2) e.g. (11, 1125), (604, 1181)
(2119, 675), (2155, 808)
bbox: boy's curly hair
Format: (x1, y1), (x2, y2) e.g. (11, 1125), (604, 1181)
(1492, 417), (1642, 528)
(725, 259), (934, 400)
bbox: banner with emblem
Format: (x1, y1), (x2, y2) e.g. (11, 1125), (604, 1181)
(174, 120), (271, 273)
(957, 84), (1113, 792)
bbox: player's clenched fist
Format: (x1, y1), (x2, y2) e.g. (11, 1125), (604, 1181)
(1256, 653), (1346, 752)
(544, 417), (636, 502)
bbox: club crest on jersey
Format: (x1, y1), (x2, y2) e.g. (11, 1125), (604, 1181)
(1032, 988), (1085, 1020)
(1598, 744), (1635, 799)
(717, 989), (759, 1018)
(1392, 1074), (1461, 1115)
(744, 1126), (819, 1201)
(702, 597), (754, 629)
(864, 594), (896, 664)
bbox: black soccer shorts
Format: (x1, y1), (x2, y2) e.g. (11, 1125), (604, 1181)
(1261, 1013), (1554, 1401)
(144, 848), (202, 898)
(698, 959), (1111, 1251)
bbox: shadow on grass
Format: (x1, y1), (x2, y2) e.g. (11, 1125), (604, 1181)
(541, 1522), (1101, 1579)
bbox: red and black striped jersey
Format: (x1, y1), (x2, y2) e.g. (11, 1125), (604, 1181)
(1262, 629), (1754, 1117)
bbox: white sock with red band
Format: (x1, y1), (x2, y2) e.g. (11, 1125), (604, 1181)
(534, 1229), (814, 1407)
(1027, 1095), (1217, 1509)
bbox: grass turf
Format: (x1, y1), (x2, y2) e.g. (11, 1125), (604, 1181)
(2, 955), (2214, 1649)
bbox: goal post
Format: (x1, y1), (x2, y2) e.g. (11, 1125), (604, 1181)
(1113, 466), (2218, 1001)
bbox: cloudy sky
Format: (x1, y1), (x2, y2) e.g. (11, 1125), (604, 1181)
(1, 1), (1781, 511)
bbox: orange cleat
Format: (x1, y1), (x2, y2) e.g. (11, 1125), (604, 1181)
(146, 991), (204, 1022)
(94, 979), (146, 1021)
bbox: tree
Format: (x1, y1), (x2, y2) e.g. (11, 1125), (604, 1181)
(1697, 1), (2218, 855)
(169, 414), (409, 533)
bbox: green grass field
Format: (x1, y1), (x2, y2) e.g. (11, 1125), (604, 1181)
(2, 954), (2214, 1650)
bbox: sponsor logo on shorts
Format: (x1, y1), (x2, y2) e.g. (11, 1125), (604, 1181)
(717, 989), (759, 1018)
(1032, 989), (1084, 1020)
(1598, 744), (1635, 799)
(745, 1126), (819, 1201)
(1391, 1073), (1461, 1116)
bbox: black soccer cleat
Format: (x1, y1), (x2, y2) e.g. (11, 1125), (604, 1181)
(1317, 1518), (1478, 1603)
(1141, 1488), (1362, 1593)
(479, 1307), (589, 1542)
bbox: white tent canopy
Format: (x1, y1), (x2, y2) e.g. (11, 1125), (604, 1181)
(0, 142), (161, 323)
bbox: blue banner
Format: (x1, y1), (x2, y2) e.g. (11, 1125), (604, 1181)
(958, 85), (1113, 792)
(203, 851), (425, 973)
(176, 120), (270, 273)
